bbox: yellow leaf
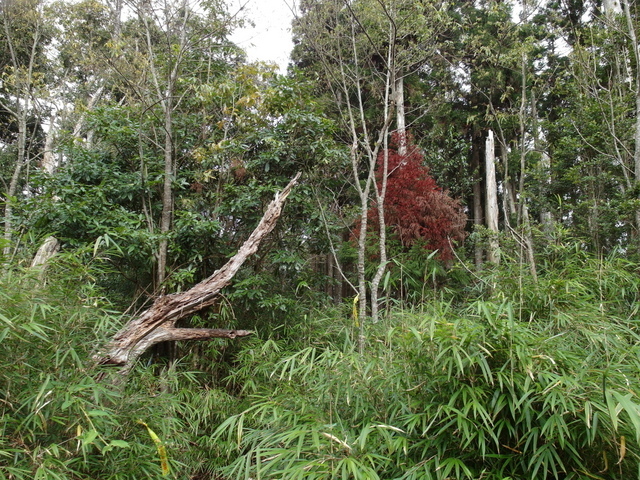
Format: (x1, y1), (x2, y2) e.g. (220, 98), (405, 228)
(137, 420), (170, 476)
(352, 294), (359, 327)
(617, 435), (626, 464)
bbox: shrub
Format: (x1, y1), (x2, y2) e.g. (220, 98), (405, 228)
(212, 300), (640, 479)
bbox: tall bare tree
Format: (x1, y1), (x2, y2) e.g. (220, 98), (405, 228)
(293, 0), (444, 337)
(0, 0), (50, 260)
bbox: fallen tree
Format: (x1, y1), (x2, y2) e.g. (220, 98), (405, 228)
(95, 173), (301, 372)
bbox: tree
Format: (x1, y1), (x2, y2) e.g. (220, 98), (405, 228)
(366, 134), (466, 261)
(540, 0), (638, 252)
(0, 0), (50, 260)
(292, 0), (447, 331)
(50, 0), (123, 143)
(123, 0), (239, 288)
(413, 0), (545, 268)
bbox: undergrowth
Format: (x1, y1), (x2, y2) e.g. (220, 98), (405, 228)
(2, 244), (640, 479)
(211, 302), (640, 479)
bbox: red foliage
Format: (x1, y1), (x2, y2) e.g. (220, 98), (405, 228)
(370, 134), (467, 260)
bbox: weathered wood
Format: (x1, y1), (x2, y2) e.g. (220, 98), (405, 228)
(96, 173), (301, 370)
(31, 236), (60, 268)
(485, 130), (500, 264)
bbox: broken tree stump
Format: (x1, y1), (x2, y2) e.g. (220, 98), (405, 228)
(31, 236), (60, 269)
(95, 173), (301, 371)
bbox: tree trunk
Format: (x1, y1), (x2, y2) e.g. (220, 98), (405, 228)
(3, 109), (27, 260)
(622, 0), (640, 241)
(370, 39), (396, 324)
(395, 76), (406, 155)
(485, 130), (500, 263)
(42, 115), (57, 175)
(517, 49), (537, 279)
(95, 173), (300, 372)
(500, 144), (513, 231)
(521, 203), (538, 281)
(138, 0), (189, 288)
(157, 97), (174, 287)
(31, 236), (60, 269)
(72, 85), (105, 145)
(471, 138), (484, 267)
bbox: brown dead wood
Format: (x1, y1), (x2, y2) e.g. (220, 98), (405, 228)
(95, 173), (301, 371)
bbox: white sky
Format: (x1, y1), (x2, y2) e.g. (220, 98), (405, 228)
(229, 0), (297, 72)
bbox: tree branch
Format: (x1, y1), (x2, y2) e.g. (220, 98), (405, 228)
(95, 172), (301, 371)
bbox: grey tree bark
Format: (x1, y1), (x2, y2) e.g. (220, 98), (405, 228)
(485, 130), (500, 264)
(0, 1), (43, 260)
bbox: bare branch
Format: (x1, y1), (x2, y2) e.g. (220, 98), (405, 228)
(95, 173), (301, 371)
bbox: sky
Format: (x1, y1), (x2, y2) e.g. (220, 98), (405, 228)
(229, 0), (298, 72)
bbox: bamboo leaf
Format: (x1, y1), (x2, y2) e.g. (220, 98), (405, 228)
(137, 420), (170, 476)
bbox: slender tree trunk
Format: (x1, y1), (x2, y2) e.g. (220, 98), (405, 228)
(500, 144), (514, 231)
(138, 0), (189, 288)
(472, 139), (484, 267)
(3, 110), (27, 259)
(395, 76), (406, 155)
(539, 152), (553, 230)
(622, 0), (640, 240)
(521, 204), (538, 280)
(517, 50), (537, 280)
(1, 3), (41, 261)
(157, 96), (174, 287)
(485, 130), (500, 263)
(353, 139), (371, 345)
(370, 34), (396, 324)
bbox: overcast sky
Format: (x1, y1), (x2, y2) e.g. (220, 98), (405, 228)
(229, 0), (298, 72)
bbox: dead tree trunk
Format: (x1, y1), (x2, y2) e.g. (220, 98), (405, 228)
(485, 130), (500, 264)
(95, 173), (301, 372)
(31, 236), (60, 269)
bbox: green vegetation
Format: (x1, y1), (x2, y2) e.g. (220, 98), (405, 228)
(3, 0), (640, 478)
(2, 243), (640, 479)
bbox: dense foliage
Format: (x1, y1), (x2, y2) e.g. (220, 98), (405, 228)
(3, 0), (640, 478)
(371, 135), (467, 260)
(3, 243), (640, 479)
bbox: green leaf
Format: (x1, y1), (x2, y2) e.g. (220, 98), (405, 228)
(108, 439), (130, 448)
(610, 391), (640, 443)
(82, 429), (99, 446)
(87, 409), (111, 417)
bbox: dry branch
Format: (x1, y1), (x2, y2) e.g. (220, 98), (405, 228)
(95, 173), (301, 371)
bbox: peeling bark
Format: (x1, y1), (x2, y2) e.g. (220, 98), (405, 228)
(95, 173), (301, 371)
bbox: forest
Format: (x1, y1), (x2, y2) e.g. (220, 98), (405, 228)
(2, 0), (640, 478)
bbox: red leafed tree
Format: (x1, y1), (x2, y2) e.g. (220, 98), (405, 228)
(371, 134), (467, 260)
